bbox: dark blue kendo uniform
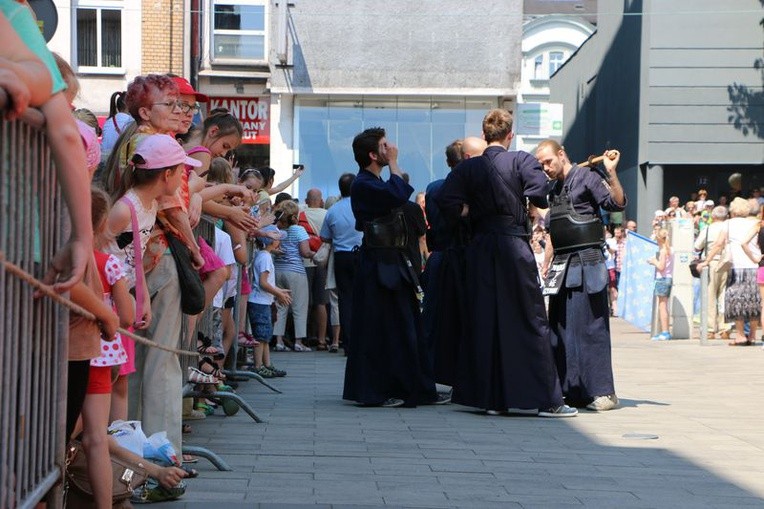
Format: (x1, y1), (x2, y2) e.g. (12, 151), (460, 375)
(423, 178), (470, 386)
(546, 164), (625, 406)
(435, 146), (564, 411)
(342, 169), (437, 407)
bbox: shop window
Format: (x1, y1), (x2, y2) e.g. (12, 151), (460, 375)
(212, 0), (267, 63)
(74, 3), (122, 70)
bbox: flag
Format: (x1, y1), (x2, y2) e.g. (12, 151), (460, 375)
(618, 231), (657, 331)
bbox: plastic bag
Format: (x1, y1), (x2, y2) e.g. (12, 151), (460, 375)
(108, 420), (148, 457)
(143, 431), (179, 466)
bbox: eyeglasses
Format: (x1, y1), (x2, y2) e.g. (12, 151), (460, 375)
(178, 102), (201, 115)
(152, 100), (182, 111)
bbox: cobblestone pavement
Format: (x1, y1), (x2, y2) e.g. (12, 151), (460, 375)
(154, 318), (764, 508)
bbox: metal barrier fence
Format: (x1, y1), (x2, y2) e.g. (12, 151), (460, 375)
(180, 216), (273, 470)
(0, 97), (68, 508)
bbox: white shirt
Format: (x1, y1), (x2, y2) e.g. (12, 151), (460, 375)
(212, 228), (236, 308)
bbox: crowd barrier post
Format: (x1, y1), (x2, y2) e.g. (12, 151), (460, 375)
(0, 94), (68, 508)
(182, 217), (265, 426)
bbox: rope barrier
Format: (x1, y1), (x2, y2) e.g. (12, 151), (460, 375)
(0, 252), (200, 358)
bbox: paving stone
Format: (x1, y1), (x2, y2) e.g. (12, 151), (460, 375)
(152, 319), (764, 508)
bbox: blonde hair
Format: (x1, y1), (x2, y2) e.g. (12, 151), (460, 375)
(274, 199), (299, 226)
(655, 228), (669, 245)
(729, 197), (751, 218)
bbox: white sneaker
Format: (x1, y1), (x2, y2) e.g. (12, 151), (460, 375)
(586, 394), (619, 411)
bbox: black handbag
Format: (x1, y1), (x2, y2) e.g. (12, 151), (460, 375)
(689, 258), (703, 278)
(164, 230), (206, 315)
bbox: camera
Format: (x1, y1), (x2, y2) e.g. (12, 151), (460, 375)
(293, 163), (304, 170)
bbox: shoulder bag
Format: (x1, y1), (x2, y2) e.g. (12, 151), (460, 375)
(164, 228), (206, 315)
(120, 196), (146, 325)
(65, 440), (149, 508)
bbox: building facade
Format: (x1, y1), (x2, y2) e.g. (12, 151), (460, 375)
(515, 13), (594, 153)
(48, 0), (185, 114)
(195, 0), (524, 197)
(550, 0), (764, 232)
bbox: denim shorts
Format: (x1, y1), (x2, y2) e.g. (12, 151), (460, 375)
(654, 277), (672, 297)
(247, 302), (273, 342)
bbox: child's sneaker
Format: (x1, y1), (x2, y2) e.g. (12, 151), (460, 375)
(254, 366), (275, 378)
(650, 331), (671, 341)
(266, 365), (287, 377)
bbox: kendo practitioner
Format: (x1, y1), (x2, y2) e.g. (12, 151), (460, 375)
(435, 109), (576, 417)
(343, 127), (450, 408)
(424, 137), (486, 386)
(536, 139), (624, 412)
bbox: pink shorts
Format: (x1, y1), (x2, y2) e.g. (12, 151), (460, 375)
(118, 335), (136, 376)
(757, 266), (764, 285)
(241, 266), (252, 295)
(198, 236), (225, 279)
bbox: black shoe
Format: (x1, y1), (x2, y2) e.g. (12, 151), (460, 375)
(538, 405), (578, 418)
(381, 398), (405, 408)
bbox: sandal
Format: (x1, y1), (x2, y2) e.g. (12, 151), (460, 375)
(197, 332), (225, 360)
(293, 343), (312, 352)
(728, 340), (753, 346)
(329, 344), (339, 353)
(274, 343), (291, 352)
(198, 356), (226, 380)
(187, 367), (219, 385)
(194, 402), (214, 416)
(316, 342), (328, 351)
(181, 454), (199, 464)
(238, 332), (258, 347)
(182, 423), (192, 434)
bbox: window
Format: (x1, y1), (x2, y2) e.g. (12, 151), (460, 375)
(533, 55), (544, 80)
(295, 97), (495, 197)
(75, 5), (122, 70)
(549, 51), (565, 76)
(212, 0), (267, 63)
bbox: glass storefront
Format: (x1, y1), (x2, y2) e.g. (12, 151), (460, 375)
(294, 96), (496, 198)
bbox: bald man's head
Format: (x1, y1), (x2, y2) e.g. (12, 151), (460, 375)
(461, 137), (487, 159)
(306, 188), (323, 208)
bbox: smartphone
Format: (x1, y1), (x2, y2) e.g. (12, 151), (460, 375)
(293, 163), (304, 170)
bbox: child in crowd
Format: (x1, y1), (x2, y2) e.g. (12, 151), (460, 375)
(75, 188), (135, 507)
(248, 225), (291, 377)
(648, 229), (673, 340)
(102, 134), (200, 418)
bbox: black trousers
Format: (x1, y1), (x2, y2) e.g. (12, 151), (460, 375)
(66, 360), (91, 440)
(333, 250), (358, 353)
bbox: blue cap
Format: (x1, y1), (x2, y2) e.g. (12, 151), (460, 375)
(258, 224), (286, 246)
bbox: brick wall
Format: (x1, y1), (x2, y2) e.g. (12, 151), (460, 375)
(141, 0), (185, 75)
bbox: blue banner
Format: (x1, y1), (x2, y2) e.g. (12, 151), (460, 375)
(618, 231), (657, 332)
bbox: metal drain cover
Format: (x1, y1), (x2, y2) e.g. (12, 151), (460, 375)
(622, 433), (659, 440)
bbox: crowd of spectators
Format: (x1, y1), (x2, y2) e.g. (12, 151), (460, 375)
(5, 1), (764, 503)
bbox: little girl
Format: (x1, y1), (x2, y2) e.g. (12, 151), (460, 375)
(103, 134), (201, 419)
(248, 224), (292, 378)
(77, 187), (136, 507)
(648, 228), (673, 340)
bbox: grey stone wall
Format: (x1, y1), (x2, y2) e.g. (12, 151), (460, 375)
(269, 0), (523, 94)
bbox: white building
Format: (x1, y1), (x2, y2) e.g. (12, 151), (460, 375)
(514, 14), (594, 153)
